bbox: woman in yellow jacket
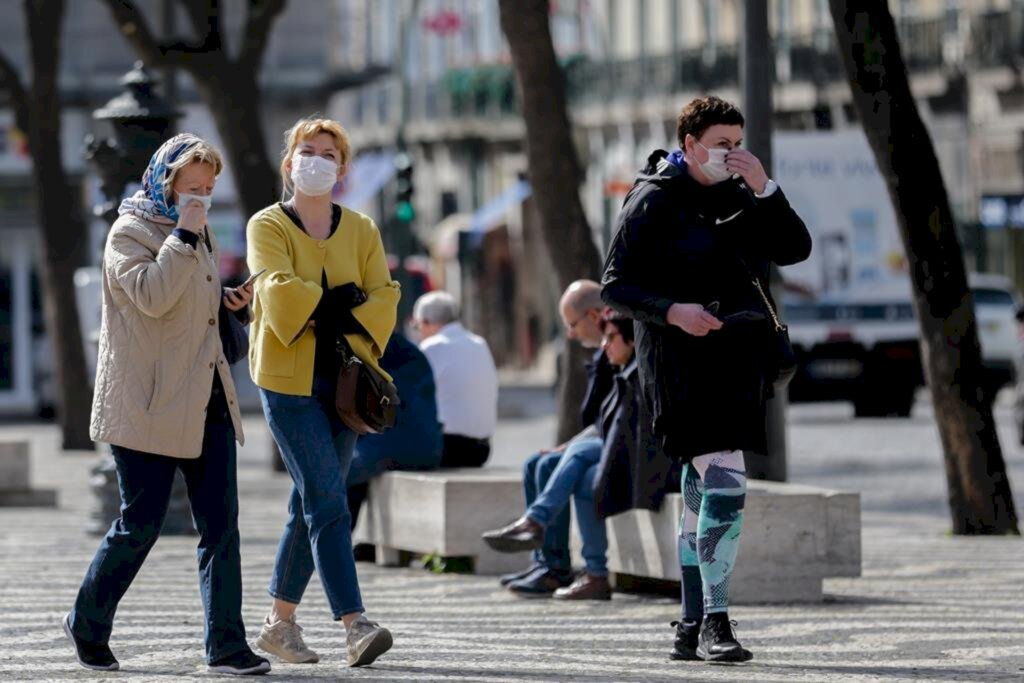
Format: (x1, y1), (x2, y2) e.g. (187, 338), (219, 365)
(247, 117), (400, 669)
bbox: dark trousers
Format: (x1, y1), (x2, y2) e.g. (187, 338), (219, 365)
(440, 434), (491, 468)
(69, 410), (247, 663)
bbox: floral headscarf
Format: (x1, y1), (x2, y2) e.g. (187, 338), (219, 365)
(118, 133), (205, 225)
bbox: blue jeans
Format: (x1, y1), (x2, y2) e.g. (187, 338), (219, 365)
(70, 410), (247, 663)
(261, 376), (363, 619)
(522, 451), (571, 572)
(526, 438), (609, 577)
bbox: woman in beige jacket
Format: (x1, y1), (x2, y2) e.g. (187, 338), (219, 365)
(64, 134), (270, 676)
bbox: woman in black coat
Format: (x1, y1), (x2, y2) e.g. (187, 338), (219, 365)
(602, 96), (811, 663)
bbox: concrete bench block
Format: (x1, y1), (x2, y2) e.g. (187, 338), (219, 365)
(359, 469), (525, 575)
(573, 480), (861, 603)
(0, 441), (30, 491)
(0, 441), (57, 507)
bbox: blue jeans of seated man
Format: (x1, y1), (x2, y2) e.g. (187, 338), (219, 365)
(69, 410), (247, 663)
(522, 450), (571, 572)
(261, 376), (363, 619)
(525, 438), (608, 577)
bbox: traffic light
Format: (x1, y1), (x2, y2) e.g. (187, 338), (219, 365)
(394, 152), (415, 223)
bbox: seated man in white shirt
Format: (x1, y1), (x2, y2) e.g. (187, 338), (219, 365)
(413, 291), (499, 468)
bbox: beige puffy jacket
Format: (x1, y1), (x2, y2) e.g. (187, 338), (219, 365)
(89, 213), (244, 458)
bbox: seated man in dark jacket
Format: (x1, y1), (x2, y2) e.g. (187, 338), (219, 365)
(347, 332), (444, 528)
(483, 313), (678, 601)
(492, 281), (613, 598)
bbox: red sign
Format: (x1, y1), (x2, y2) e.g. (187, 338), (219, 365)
(422, 10), (462, 35)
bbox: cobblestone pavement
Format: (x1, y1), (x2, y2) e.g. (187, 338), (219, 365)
(1, 398), (1023, 682)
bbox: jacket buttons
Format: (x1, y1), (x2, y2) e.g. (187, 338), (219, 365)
(317, 240), (325, 249)
(206, 275), (212, 282)
(209, 362), (214, 369)
(209, 318), (215, 326)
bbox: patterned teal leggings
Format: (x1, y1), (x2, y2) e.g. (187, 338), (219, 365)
(677, 450), (747, 619)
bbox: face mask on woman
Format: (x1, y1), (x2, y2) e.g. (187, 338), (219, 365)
(696, 143), (732, 183)
(291, 154), (339, 196)
(176, 193), (213, 214)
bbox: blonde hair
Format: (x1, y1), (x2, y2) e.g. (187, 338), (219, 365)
(280, 116), (353, 199)
(163, 139), (223, 199)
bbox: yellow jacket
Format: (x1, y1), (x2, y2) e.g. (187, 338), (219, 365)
(246, 203), (401, 396)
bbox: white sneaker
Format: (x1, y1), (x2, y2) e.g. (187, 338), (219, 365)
(346, 615), (393, 667)
(255, 614), (320, 664)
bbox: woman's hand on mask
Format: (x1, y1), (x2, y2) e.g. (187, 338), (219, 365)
(176, 199), (207, 234)
(725, 149), (769, 195)
(223, 284), (253, 312)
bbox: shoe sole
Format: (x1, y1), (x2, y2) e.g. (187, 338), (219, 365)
(507, 588), (555, 599)
(482, 535), (543, 553)
(669, 647), (701, 661)
(696, 645), (753, 663)
(348, 628), (393, 667)
(62, 614), (119, 672)
(208, 661), (272, 675)
(552, 592), (612, 601)
(255, 634), (320, 664)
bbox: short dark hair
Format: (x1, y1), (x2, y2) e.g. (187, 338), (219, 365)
(602, 312), (634, 344)
(677, 96), (745, 146)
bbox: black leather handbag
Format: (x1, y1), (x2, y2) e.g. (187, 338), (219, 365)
(737, 259), (797, 389)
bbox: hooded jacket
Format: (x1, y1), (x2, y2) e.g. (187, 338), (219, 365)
(601, 149), (811, 461)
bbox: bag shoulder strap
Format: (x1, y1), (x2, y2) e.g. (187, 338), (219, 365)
(732, 249), (786, 332)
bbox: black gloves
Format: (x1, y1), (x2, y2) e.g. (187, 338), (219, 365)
(325, 282), (368, 336)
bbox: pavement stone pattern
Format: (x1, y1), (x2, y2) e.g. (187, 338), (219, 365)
(1, 398), (1023, 682)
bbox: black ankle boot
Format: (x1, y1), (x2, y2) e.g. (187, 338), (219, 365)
(696, 613), (753, 663)
(669, 619), (701, 661)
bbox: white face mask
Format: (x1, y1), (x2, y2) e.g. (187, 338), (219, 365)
(177, 192), (212, 214)
(696, 143), (732, 183)
(291, 154), (339, 196)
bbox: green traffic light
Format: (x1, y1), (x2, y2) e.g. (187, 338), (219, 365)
(396, 201), (415, 222)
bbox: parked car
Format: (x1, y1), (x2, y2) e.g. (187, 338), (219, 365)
(787, 274), (1021, 418)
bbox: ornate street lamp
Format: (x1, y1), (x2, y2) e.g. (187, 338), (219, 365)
(85, 61), (181, 226)
(83, 62), (194, 535)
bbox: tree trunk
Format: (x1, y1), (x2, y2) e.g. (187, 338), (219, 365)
(26, 0), (94, 450)
(741, 0), (787, 482)
(498, 0), (603, 443)
(829, 2), (1019, 534)
(196, 68), (280, 218)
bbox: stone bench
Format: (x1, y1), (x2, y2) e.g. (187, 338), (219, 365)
(355, 468), (525, 574)
(0, 441), (57, 507)
(355, 470), (861, 602)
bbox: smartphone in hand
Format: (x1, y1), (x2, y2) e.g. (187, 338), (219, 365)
(240, 268), (267, 289)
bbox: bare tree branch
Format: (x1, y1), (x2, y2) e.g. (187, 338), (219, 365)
(237, 0), (287, 69)
(0, 49), (30, 135)
(177, 0), (223, 54)
(101, 0), (216, 69)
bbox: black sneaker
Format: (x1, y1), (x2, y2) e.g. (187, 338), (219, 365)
(499, 563), (542, 587)
(669, 619), (701, 661)
(696, 613), (753, 663)
(208, 649), (271, 675)
(63, 613), (119, 671)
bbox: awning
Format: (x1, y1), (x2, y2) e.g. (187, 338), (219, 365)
(467, 179), (532, 233)
(334, 151), (397, 210)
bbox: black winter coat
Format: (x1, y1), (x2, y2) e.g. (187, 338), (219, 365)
(601, 150), (812, 462)
(593, 356), (681, 519)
